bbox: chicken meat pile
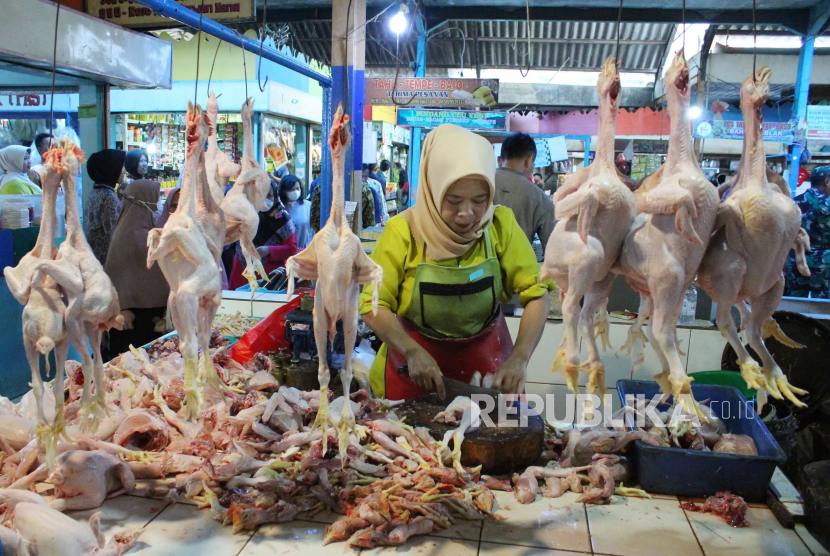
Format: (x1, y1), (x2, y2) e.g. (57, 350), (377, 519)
(0, 335), (498, 553)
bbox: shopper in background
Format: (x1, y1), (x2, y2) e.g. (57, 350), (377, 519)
(0, 145), (42, 195)
(785, 166), (830, 298)
(395, 161), (409, 210)
(379, 160), (392, 184)
(309, 170), (376, 232)
(28, 133), (53, 187)
(85, 148), (126, 265)
(228, 180), (298, 290)
(369, 163), (386, 189)
(533, 172), (545, 189)
(155, 187), (180, 228)
(308, 170), (321, 200)
(494, 133), (555, 247)
(363, 164), (386, 225)
(104, 179), (169, 359)
(124, 148), (151, 185)
(279, 174), (313, 249)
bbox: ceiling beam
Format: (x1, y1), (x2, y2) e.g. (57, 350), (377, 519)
(809, 0), (830, 36)
(264, 7), (810, 35)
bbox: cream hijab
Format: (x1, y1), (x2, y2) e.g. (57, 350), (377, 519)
(401, 124), (496, 261)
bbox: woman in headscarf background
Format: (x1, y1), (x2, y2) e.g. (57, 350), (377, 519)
(279, 174), (314, 249)
(155, 187), (180, 228)
(359, 124), (552, 400)
(124, 148), (151, 186)
(103, 179), (169, 359)
(0, 145), (42, 195)
(85, 149), (126, 265)
(228, 179), (298, 290)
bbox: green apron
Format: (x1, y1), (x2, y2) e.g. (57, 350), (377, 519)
(406, 226), (503, 338)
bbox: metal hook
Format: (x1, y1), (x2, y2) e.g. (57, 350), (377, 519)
(235, 30), (249, 100)
(257, 0), (269, 92)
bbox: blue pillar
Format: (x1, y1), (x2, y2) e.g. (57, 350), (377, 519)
(328, 0), (366, 226)
(789, 35), (815, 195)
(407, 13), (427, 208)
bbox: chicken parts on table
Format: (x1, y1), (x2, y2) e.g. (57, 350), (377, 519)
(3, 141), (71, 465)
(34, 140), (124, 436)
(48, 449), (135, 511)
(205, 90), (241, 203)
(697, 67), (810, 409)
(615, 51), (720, 416)
(147, 102), (224, 420)
(541, 57), (637, 396)
(3, 502), (142, 556)
(220, 97), (273, 292)
(286, 104), (383, 458)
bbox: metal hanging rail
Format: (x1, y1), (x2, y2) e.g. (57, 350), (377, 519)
(128, 0), (332, 88)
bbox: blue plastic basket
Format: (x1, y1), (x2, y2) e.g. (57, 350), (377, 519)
(616, 379), (786, 502)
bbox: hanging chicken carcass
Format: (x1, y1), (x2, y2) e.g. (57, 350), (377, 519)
(696, 67), (810, 409)
(147, 102), (224, 420)
(286, 104), (383, 457)
(541, 57), (637, 396)
(615, 50), (720, 415)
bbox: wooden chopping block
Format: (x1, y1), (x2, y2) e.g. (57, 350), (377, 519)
(397, 393), (543, 475)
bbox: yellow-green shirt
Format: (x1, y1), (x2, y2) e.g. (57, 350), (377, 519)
(0, 179), (41, 195)
(359, 206), (553, 396)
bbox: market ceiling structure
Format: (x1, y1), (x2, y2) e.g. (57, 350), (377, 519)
(257, 0), (830, 73)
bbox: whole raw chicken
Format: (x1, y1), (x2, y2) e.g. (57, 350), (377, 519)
(616, 51), (719, 413)
(6, 502), (141, 556)
(541, 57), (637, 396)
(147, 102), (223, 420)
(48, 449), (135, 511)
(696, 67), (810, 409)
(205, 90), (241, 203)
(34, 140), (124, 434)
(3, 141), (70, 465)
(220, 98), (273, 291)
(286, 104), (383, 457)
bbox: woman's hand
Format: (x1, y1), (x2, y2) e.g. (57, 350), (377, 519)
(492, 354), (527, 395)
(256, 246), (270, 261)
(405, 345), (446, 399)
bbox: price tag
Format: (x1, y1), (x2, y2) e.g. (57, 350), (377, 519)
(345, 201), (358, 216)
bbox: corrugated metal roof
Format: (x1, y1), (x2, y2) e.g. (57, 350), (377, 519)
(287, 19), (674, 72)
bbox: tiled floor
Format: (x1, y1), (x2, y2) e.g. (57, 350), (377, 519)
(67, 488), (828, 556)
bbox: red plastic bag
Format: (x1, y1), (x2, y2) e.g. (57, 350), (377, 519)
(230, 292), (304, 364)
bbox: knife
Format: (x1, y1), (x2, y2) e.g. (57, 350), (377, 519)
(397, 366), (501, 402)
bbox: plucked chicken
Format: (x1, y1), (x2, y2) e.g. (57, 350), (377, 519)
(616, 51), (719, 413)
(147, 102), (223, 419)
(696, 67), (810, 408)
(34, 140), (124, 434)
(220, 98), (273, 291)
(286, 104), (383, 457)
(541, 57), (637, 396)
(4, 141), (70, 464)
(205, 90), (241, 203)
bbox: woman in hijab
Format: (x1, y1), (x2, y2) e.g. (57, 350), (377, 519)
(104, 179), (169, 359)
(358, 124), (552, 400)
(0, 145), (42, 195)
(124, 148), (150, 185)
(85, 149), (126, 265)
(279, 174), (313, 249)
(155, 187), (180, 228)
(228, 180), (298, 290)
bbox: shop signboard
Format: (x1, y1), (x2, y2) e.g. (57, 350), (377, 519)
(693, 119), (795, 144)
(807, 106), (830, 139)
(367, 78), (498, 108)
(0, 93), (78, 112)
(397, 109), (508, 131)
(87, 0), (255, 28)
(534, 139), (551, 167)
